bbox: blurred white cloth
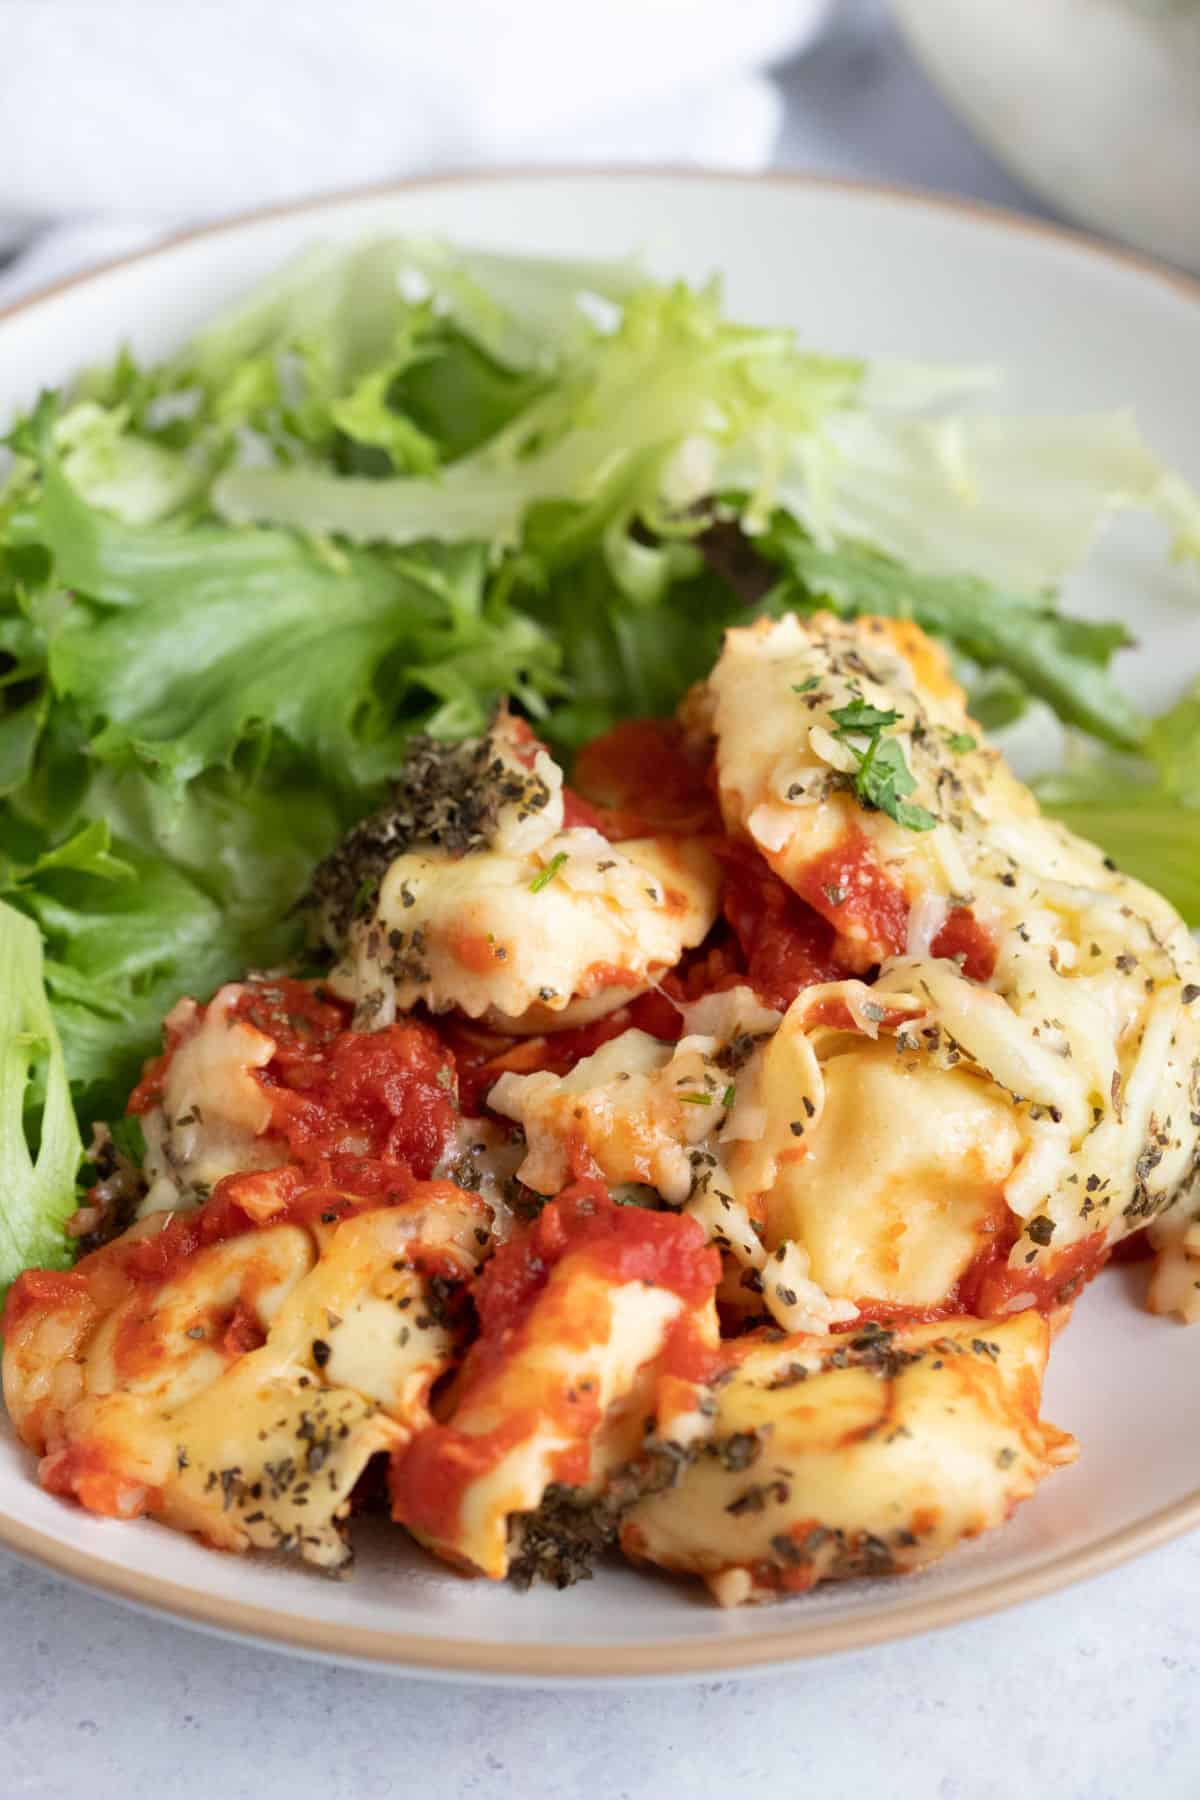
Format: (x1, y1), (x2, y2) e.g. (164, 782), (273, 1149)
(0, 0), (830, 302)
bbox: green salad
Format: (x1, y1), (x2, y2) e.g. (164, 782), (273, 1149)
(0, 236), (1197, 1296)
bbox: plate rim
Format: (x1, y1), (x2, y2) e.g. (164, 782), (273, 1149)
(1, 164), (1198, 1679)
(3, 1479), (1198, 1678)
(2, 163), (1199, 330)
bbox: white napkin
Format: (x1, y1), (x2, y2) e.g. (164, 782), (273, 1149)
(0, 0), (832, 304)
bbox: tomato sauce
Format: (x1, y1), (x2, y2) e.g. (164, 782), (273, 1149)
(117, 980), (462, 1279)
(390, 1187), (720, 1545)
(1111, 1227), (1153, 1265)
(795, 832), (909, 961)
(118, 1186), (279, 1285)
(223, 979), (459, 1179)
(931, 907), (996, 983)
(958, 1230), (1109, 1317)
(720, 846), (849, 1012)
(570, 718), (719, 838)
(657, 1312), (722, 1387)
(3, 1268), (89, 1334)
(9, 975), (487, 1318)
(38, 1443), (162, 1519)
(389, 1411), (537, 1552)
(466, 1181), (714, 1352)
(229, 978), (349, 1057)
(221, 1299), (268, 1359)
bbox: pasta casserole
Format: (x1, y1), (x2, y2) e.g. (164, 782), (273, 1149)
(6, 613), (1198, 1604)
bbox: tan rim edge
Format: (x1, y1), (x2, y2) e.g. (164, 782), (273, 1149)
(2, 1487), (1198, 1678)
(0, 165), (1198, 1677)
(2, 164), (1199, 328)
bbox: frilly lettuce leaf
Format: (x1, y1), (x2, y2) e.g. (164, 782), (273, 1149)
(8, 408), (560, 794)
(1035, 680), (1200, 922)
(0, 899), (83, 1302)
(721, 409), (1199, 593)
(212, 279), (862, 555)
(179, 237), (644, 387)
(0, 772), (340, 1124)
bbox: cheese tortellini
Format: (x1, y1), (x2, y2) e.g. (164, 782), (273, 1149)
(316, 712), (719, 1031)
(622, 1313), (1076, 1605)
(389, 1196), (721, 1582)
(4, 1186), (491, 1568)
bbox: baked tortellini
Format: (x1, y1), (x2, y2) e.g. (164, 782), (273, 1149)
(390, 1190), (721, 1582)
(4, 1184), (491, 1568)
(314, 712), (719, 1032)
(622, 1313), (1076, 1605)
(5, 610), (1196, 1608)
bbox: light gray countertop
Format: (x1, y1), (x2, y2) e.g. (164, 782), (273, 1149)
(1, 7), (1195, 1795)
(4, 1532), (1198, 1798)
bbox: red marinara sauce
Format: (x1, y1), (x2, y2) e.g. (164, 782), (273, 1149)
(3, 1268), (90, 1334)
(570, 718), (719, 838)
(390, 1185), (720, 1545)
(958, 1230), (1109, 1317)
(794, 831), (910, 961)
(930, 906), (996, 983)
(474, 1184), (720, 1341)
(31, 977), (472, 1305)
(720, 846), (849, 1012)
(232, 979), (459, 1178)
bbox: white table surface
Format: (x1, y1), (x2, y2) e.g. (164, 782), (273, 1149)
(2, 6), (1196, 1795)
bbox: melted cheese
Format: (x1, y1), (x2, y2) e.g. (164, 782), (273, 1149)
(488, 990), (789, 1236)
(697, 612), (1200, 1286)
(138, 985), (287, 1215)
(701, 612), (1033, 967)
(264, 1195), (489, 1420)
(489, 1028), (731, 1203)
(622, 1313), (1075, 1604)
(155, 1359), (402, 1567)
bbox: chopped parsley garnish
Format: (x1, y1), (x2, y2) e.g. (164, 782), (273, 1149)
(529, 851), (569, 894)
(946, 731), (977, 753)
(792, 676), (820, 694)
(830, 699), (902, 734)
(829, 698), (937, 833)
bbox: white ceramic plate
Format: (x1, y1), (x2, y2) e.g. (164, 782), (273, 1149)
(1, 171), (1199, 1681)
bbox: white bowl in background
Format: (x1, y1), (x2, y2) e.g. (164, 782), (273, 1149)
(894, 0), (1200, 269)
